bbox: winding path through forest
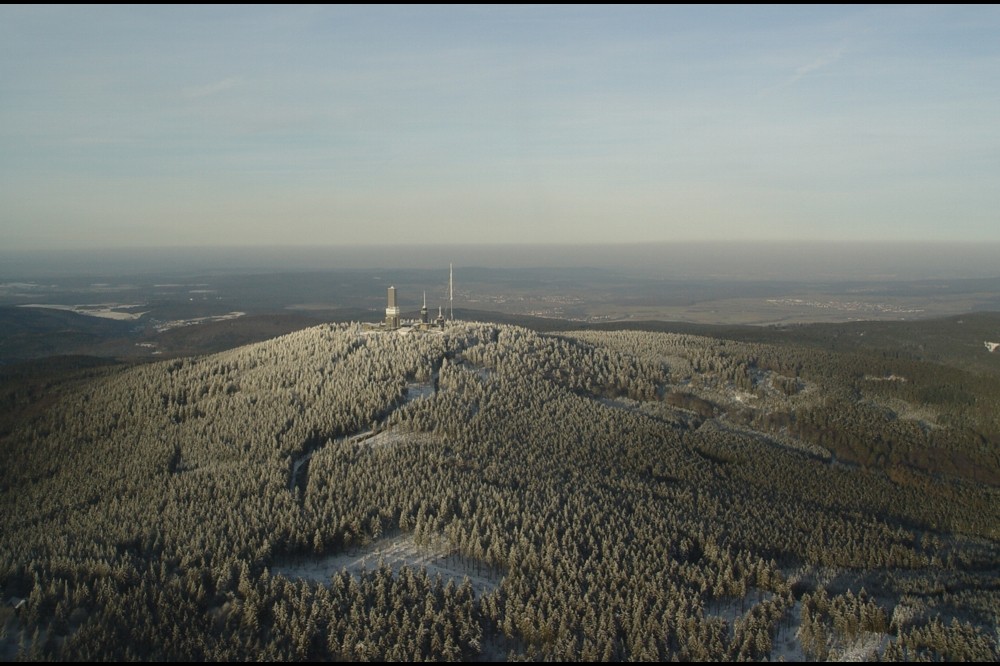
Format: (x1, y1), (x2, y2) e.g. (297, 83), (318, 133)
(288, 378), (438, 493)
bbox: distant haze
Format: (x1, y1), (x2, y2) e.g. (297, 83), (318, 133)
(2, 6), (1000, 249)
(1, 242), (998, 283)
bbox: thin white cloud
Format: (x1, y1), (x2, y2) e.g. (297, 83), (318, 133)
(787, 44), (847, 86)
(756, 41), (851, 99)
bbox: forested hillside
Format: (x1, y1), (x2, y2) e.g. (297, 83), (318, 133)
(1, 322), (997, 661)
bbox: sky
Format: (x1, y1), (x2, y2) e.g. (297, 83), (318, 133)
(2, 5), (999, 250)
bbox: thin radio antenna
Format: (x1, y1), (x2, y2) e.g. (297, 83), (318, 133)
(449, 263), (453, 320)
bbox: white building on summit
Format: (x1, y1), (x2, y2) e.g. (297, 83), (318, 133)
(381, 282), (448, 331)
(378, 265), (454, 331)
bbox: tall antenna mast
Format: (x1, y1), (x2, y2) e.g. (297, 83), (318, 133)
(449, 263), (453, 320)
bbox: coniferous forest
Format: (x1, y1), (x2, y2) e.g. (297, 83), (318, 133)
(1, 320), (998, 661)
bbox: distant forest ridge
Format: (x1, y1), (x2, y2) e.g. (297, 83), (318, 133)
(3, 241), (1000, 281)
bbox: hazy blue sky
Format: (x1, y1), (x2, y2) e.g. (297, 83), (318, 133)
(2, 5), (999, 250)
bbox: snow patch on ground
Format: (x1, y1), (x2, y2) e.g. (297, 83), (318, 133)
(704, 588), (773, 627)
(596, 396), (641, 412)
(774, 600), (809, 662)
(272, 533), (503, 598)
(865, 374), (907, 382)
(704, 592), (809, 661)
(405, 381), (435, 401)
(360, 430), (440, 450)
(830, 631), (890, 661)
(19, 303), (147, 320)
(154, 311), (244, 331)
(872, 396), (940, 430)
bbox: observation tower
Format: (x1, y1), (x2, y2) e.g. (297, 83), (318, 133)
(385, 286), (400, 329)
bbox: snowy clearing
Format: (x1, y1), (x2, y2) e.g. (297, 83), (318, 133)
(18, 303), (147, 320)
(272, 533), (503, 597)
